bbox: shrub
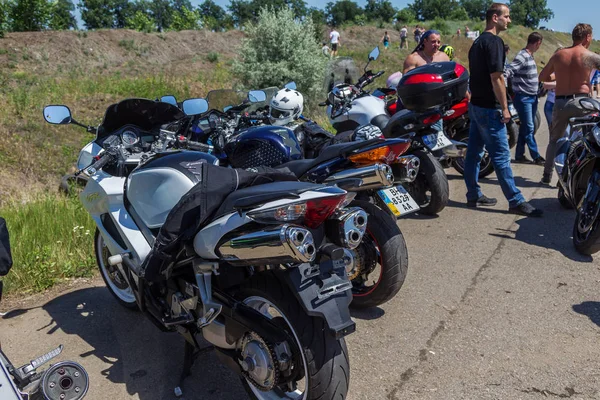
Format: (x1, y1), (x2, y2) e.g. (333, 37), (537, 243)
(430, 18), (451, 35)
(207, 51), (219, 63)
(234, 7), (327, 100)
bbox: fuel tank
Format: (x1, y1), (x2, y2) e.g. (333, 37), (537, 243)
(226, 125), (303, 169)
(126, 151), (218, 229)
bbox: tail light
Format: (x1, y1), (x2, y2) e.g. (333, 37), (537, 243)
(422, 113), (441, 126)
(348, 142), (411, 165)
(248, 194), (347, 228)
(403, 74), (443, 85)
(454, 63), (466, 78)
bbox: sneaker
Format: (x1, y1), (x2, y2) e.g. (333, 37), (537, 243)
(514, 156), (532, 164)
(532, 156), (545, 165)
(467, 195), (498, 207)
(508, 202), (543, 217)
(540, 173), (552, 185)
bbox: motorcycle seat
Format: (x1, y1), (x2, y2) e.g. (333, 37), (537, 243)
(215, 181), (324, 218)
(382, 109), (417, 138)
(281, 138), (384, 178)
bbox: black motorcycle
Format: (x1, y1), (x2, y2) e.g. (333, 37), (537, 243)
(554, 97), (600, 255)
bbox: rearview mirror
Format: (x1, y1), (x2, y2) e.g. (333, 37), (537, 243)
(248, 90), (267, 103)
(182, 98), (209, 116)
(368, 47), (380, 61)
(284, 82), (297, 90)
(160, 95), (178, 106)
(43, 105), (72, 125)
(579, 98), (600, 112)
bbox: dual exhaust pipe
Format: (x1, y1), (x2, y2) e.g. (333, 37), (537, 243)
(217, 208), (369, 266)
(325, 163), (394, 191)
(392, 155), (420, 183)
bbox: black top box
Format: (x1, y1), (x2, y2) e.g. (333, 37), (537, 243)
(397, 61), (469, 113)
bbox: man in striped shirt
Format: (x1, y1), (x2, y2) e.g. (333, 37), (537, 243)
(505, 32), (544, 165)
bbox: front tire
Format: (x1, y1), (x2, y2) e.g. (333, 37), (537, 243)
(349, 200), (408, 309)
(237, 272), (350, 400)
(573, 178), (600, 255)
(558, 186), (573, 210)
(94, 229), (137, 309)
(405, 149), (449, 215)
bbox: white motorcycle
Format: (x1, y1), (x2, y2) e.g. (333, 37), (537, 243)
(43, 98), (366, 399)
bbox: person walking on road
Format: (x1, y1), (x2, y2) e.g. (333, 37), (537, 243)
(381, 31), (390, 50)
(539, 23), (600, 185)
(329, 27), (340, 59)
(464, 3), (543, 217)
(400, 25), (408, 49)
(505, 32), (545, 165)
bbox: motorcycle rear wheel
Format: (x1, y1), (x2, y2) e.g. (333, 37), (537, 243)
(405, 150), (449, 215)
(507, 120), (518, 149)
(237, 272), (349, 400)
(94, 229), (137, 309)
(349, 200), (408, 308)
(450, 129), (495, 179)
(573, 177), (600, 255)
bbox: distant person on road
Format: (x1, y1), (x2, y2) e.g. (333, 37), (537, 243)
(414, 25), (422, 43)
(591, 67), (600, 98)
(400, 25), (408, 49)
(505, 32), (545, 165)
(539, 23), (600, 185)
(321, 42), (330, 57)
(456, 27), (461, 38)
(381, 31), (390, 50)
(464, 3), (543, 217)
(465, 25), (470, 38)
(329, 27), (340, 59)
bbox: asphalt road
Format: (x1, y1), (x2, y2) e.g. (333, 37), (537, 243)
(1, 108), (600, 400)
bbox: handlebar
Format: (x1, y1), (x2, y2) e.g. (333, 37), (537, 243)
(75, 152), (114, 176)
(187, 140), (214, 153)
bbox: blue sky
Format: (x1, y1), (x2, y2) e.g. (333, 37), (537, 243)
(195, 0), (599, 34)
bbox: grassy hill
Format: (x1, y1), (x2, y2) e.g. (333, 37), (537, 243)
(0, 23), (599, 204)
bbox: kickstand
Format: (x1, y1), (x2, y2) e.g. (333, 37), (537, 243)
(174, 339), (214, 398)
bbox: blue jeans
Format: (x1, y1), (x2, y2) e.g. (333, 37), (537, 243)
(543, 100), (554, 129)
(464, 104), (526, 208)
(513, 93), (541, 159)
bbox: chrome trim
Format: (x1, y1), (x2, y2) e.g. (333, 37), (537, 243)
(202, 320), (236, 349)
(441, 140), (468, 158)
(324, 163), (394, 191)
(393, 155), (420, 183)
(218, 225), (316, 265)
(327, 207), (368, 249)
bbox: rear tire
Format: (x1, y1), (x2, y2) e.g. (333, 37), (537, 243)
(507, 120), (518, 149)
(450, 129), (495, 179)
(59, 174), (88, 196)
(349, 200), (408, 309)
(573, 178), (600, 255)
(406, 149), (449, 215)
(94, 229), (138, 309)
(237, 272), (350, 400)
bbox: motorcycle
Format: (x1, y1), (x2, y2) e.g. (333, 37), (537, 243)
(177, 90), (417, 308)
(322, 47), (464, 215)
(0, 218), (89, 400)
(43, 98), (363, 399)
(554, 97), (600, 255)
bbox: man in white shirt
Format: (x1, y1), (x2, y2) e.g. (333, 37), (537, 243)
(400, 25), (408, 49)
(329, 28), (340, 58)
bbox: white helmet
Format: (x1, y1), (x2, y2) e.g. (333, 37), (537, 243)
(269, 88), (304, 126)
(386, 71), (403, 89)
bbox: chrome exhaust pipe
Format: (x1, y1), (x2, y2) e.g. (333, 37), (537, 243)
(326, 207), (368, 249)
(392, 155), (420, 183)
(324, 163), (394, 191)
(218, 225), (316, 265)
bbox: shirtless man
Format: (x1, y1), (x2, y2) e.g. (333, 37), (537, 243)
(539, 23), (600, 184)
(403, 30), (450, 73)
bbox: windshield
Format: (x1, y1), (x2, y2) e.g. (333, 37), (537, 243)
(206, 89), (269, 114)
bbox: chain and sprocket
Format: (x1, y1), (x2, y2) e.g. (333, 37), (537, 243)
(239, 331), (280, 392)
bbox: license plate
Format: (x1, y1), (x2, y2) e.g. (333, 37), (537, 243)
(508, 104), (517, 116)
(422, 131), (453, 151)
(377, 185), (420, 217)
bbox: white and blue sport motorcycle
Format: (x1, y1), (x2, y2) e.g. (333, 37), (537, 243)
(43, 98), (367, 399)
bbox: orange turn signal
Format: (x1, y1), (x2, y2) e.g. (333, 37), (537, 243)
(348, 143), (411, 165)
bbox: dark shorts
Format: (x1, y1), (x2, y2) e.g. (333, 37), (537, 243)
(331, 43), (338, 51)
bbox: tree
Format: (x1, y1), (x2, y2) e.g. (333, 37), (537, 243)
(125, 9), (154, 31)
(508, 0), (554, 28)
(395, 7), (415, 24)
(10, 0), (52, 31)
(170, 5), (200, 30)
(79, 0), (114, 29)
(229, 0), (307, 27)
(199, 0), (229, 30)
(49, 0), (76, 29)
(148, 0), (173, 31)
(234, 7), (327, 99)
(325, 0), (363, 26)
(449, 6), (468, 20)
(459, 0), (491, 20)
(408, 0), (461, 21)
(0, 0), (9, 36)
(364, 0), (396, 23)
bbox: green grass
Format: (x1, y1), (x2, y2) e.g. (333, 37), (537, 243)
(0, 194), (97, 294)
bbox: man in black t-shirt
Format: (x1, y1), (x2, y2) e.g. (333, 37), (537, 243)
(464, 3), (543, 217)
